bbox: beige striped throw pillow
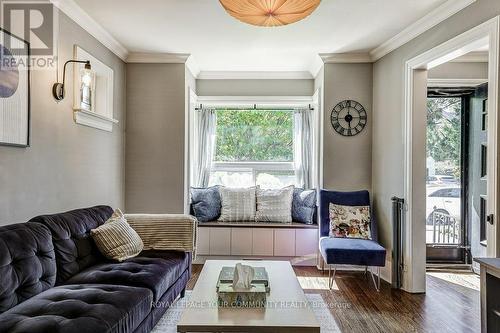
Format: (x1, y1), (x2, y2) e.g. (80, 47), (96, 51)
(255, 185), (294, 222)
(91, 209), (144, 261)
(218, 186), (257, 222)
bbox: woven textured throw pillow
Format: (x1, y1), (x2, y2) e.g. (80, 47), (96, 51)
(91, 209), (144, 261)
(255, 186), (294, 223)
(218, 186), (256, 222)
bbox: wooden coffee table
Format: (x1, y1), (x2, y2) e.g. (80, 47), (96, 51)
(177, 260), (320, 332)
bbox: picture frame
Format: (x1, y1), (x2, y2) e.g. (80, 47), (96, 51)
(0, 28), (30, 147)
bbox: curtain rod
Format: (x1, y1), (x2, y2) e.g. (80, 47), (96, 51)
(195, 104), (314, 111)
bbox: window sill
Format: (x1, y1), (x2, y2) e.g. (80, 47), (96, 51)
(74, 109), (118, 132)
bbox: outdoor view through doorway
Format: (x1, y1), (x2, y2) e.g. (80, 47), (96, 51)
(426, 83), (489, 265)
(426, 94), (465, 263)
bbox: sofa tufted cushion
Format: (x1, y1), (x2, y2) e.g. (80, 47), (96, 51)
(65, 251), (190, 302)
(0, 222), (56, 313)
(0, 284), (152, 333)
(30, 206), (114, 284)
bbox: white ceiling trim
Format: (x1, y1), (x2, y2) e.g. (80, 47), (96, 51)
(197, 71), (313, 80)
(369, 0), (477, 61)
(427, 78), (488, 87)
(450, 51), (489, 62)
(50, 0), (128, 60)
(320, 53), (372, 64)
(55, 0), (478, 74)
(126, 52), (190, 63)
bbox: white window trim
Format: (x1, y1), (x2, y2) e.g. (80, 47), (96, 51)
(189, 95), (318, 189)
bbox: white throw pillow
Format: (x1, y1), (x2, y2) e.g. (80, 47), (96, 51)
(218, 186), (256, 222)
(255, 186), (294, 223)
(91, 209), (144, 261)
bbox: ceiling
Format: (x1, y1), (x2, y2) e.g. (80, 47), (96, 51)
(73, 0), (449, 74)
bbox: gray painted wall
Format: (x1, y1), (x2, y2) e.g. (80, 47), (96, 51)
(428, 62), (488, 79)
(372, 0), (500, 257)
(0, 12), (126, 225)
(323, 63), (373, 190)
(196, 79), (314, 96)
(125, 63), (188, 213)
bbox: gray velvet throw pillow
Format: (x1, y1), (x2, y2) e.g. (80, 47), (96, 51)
(292, 188), (317, 224)
(190, 186), (221, 222)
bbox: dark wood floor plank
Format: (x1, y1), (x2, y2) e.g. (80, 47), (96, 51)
(187, 264), (480, 333)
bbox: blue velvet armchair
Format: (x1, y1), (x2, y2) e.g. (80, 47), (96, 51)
(319, 190), (386, 291)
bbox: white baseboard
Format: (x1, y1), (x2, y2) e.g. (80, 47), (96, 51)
(380, 259), (392, 284)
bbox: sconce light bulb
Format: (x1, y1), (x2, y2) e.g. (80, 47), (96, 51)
(81, 72), (92, 86)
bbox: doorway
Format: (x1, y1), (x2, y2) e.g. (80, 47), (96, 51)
(403, 16), (499, 293)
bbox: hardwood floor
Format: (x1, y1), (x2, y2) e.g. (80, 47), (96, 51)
(187, 265), (480, 333)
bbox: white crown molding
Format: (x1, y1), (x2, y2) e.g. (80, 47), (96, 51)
(196, 71), (313, 80)
(52, 0), (479, 77)
(450, 51), (489, 62)
(126, 52), (191, 63)
(370, 0), (477, 61)
(50, 0), (128, 60)
(319, 53), (372, 64)
(186, 56), (201, 78)
(427, 78), (488, 87)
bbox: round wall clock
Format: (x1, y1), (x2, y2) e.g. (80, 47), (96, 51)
(330, 100), (367, 137)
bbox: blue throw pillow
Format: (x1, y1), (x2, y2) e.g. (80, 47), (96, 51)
(190, 186), (221, 222)
(292, 188), (317, 224)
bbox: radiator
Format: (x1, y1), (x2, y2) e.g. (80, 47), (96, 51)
(391, 197), (405, 289)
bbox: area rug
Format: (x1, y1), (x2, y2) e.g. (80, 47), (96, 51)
(151, 292), (341, 333)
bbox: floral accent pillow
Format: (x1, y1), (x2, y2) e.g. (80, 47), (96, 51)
(329, 203), (372, 240)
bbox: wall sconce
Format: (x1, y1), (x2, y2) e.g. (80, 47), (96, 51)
(52, 60), (91, 101)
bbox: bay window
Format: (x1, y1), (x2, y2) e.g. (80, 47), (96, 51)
(192, 104), (314, 189)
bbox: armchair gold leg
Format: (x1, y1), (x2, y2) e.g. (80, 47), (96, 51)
(328, 265), (336, 290)
(369, 267), (381, 292)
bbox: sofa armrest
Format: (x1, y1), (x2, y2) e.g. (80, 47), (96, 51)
(124, 214), (197, 253)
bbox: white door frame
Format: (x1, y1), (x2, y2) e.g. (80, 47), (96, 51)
(403, 16), (500, 293)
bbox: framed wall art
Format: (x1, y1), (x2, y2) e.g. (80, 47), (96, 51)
(0, 28), (30, 147)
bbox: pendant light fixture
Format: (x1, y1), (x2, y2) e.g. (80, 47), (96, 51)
(219, 0), (321, 27)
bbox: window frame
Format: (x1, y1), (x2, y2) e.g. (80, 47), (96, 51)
(192, 95), (317, 189)
(210, 106), (297, 187)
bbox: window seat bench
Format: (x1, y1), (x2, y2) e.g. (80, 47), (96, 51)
(196, 222), (319, 266)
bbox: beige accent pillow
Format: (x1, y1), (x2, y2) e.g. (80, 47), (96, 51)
(329, 203), (372, 240)
(91, 209), (144, 261)
(255, 186), (294, 223)
(218, 186), (257, 222)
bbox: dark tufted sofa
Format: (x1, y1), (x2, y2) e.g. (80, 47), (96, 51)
(0, 206), (192, 333)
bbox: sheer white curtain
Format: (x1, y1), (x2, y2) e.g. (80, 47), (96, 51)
(194, 108), (217, 187)
(294, 108), (313, 189)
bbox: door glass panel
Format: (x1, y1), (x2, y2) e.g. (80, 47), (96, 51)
(426, 97), (462, 245)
